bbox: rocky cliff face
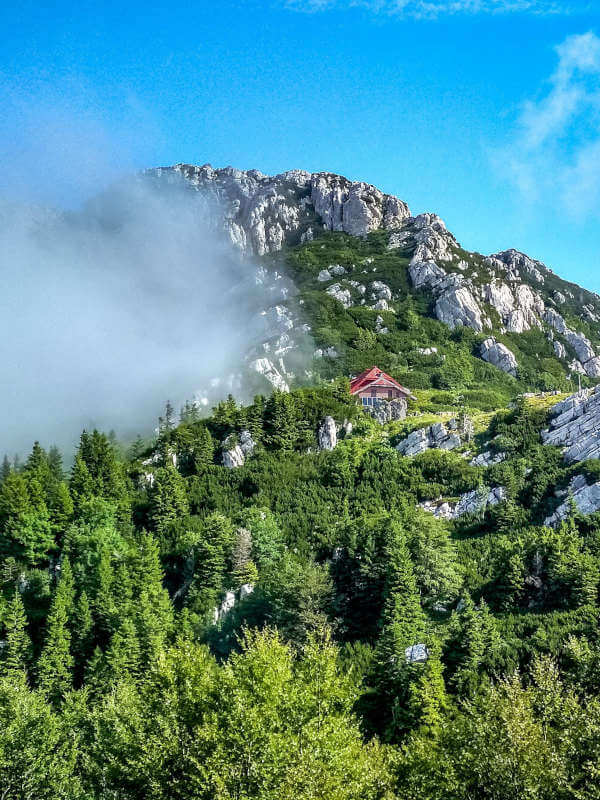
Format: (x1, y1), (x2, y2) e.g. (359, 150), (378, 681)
(144, 163), (600, 388)
(146, 164), (410, 256)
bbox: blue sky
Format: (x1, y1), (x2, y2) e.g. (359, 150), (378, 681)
(1, 0), (600, 289)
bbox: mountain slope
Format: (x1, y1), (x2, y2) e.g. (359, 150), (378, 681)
(146, 164), (600, 398)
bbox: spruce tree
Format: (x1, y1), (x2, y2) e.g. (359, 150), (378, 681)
(264, 391), (298, 451)
(72, 590), (93, 681)
(69, 454), (94, 509)
(193, 427), (214, 472)
(104, 617), (142, 687)
(47, 445), (65, 481)
(0, 453), (11, 483)
(2, 590), (30, 678)
(232, 527), (258, 585)
(372, 523), (426, 739)
(149, 465), (189, 534)
(38, 559), (75, 703)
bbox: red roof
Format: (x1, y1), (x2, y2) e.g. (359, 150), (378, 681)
(350, 366), (412, 396)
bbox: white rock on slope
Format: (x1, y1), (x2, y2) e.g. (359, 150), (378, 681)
(249, 358), (290, 392)
(483, 282), (515, 317)
(479, 337), (518, 377)
(222, 444), (245, 469)
(396, 420), (462, 457)
(326, 283), (353, 309)
(554, 340), (567, 360)
(470, 450), (507, 467)
(365, 398), (408, 425)
(435, 286), (486, 332)
(318, 416), (338, 451)
(544, 310), (600, 377)
(420, 486), (507, 520)
(541, 387), (600, 463)
(545, 477), (600, 526)
(493, 249), (546, 284)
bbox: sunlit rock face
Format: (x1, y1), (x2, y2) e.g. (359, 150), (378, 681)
(542, 387), (600, 464)
(146, 164), (410, 256)
(479, 337), (518, 377)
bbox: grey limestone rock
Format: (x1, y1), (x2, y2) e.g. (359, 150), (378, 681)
(470, 450), (507, 467)
(480, 337), (518, 376)
(396, 420), (462, 457)
(366, 398), (408, 425)
(420, 486), (506, 520)
(148, 164), (410, 256)
(318, 416), (338, 451)
(542, 387), (600, 464)
(545, 477), (600, 526)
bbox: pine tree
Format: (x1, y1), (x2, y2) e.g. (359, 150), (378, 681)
(246, 396), (265, 444)
(0, 454), (11, 483)
(193, 427), (214, 472)
(37, 559), (75, 703)
(47, 481), (74, 533)
(47, 445), (64, 481)
(72, 591), (93, 682)
(93, 545), (117, 643)
(2, 590), (30, 678)
(232, 527), (258, 585)
(104, 617), (142, 687)
(264, 391), (298, 451)
(131, 533), (173, 664)
(149, 465), (189, 534)
(69, 454), (94, 509)
(71, 429), (127, 504)
(372, 523), (426, 740)
(407, 645), (449, 736)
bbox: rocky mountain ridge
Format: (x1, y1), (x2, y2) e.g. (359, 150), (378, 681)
(147, 163), (600, 387)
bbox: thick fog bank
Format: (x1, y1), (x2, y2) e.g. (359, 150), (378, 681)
(0, 177), (270, 457)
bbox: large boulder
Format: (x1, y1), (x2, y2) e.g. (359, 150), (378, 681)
(366, 398), (408, 425)
(222, 443), (245, 469)
(479, 337), (518, 376)
(396, 419), (463, 456)
(435, 286), (486, 332)
(326, 283), (352, 309)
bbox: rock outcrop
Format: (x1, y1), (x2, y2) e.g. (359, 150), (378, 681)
(480, 337), (518, 377)
(420, 486), (507, 520)
(222, 430), (256, 468)
(147, 164), (410, 256)
(364, 398), (407, 425)
(542, 387), (600, 463)
(470, 450), (507, 467)
(249, 358), (290, 392)
(545, 476), (600, 526)
(318, 416), (338, 451)
(544, 309), (600, 377)
(145, 162), (600, 389)
(396, 420), (463, 457)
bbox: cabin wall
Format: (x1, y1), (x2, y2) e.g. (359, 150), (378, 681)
(356, 387), (404, 401)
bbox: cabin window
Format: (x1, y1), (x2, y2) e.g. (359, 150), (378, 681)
(370, 388), (377, 397)
(388, 390), (393, 398)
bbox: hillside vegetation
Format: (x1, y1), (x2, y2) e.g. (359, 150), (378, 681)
(4, 219), (600, 799)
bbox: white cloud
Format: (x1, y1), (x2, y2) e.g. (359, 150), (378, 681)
(283, 0), (583, 18)
(497, 31), (600, 221)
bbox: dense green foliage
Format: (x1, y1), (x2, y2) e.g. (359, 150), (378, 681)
(4, 230), (600, 797)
